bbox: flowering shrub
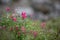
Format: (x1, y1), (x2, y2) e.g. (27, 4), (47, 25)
(0, 7), (59, 40)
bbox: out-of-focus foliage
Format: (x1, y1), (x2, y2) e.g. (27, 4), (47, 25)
(0, 10), (59, 40)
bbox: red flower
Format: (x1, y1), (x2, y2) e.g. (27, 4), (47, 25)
(12, 17), (17, 22)
(6, 7), (10, 12)
(21, 11), (27, 19)
(41, 22), (46, 28)
(17, 32), (20, 36)
(21, 26), (26, 33)
(10, 27), (13, 31)
(16, 26), (19, 31)
(33, 31), (38, 37)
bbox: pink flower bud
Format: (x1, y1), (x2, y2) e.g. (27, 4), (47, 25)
(6, 7), (10, 12)
(21, 11), (27, 19)
(41, 22), (46, 28)
(21, 26), (26, 33)
(22, 11), (26, 15)
(12, 17), (17, 22)
(33, 31), (38, 37)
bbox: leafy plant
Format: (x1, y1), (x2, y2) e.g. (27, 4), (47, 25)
(0, 7), (60, 40)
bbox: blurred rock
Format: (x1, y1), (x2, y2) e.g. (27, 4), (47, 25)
(33, 12), (49, 21)
(1, 0), (12, 5)
(12, 0), (20, 2)
(0, 0), (60, 20)
(30, 0), (53, 15)
(54, 2), (60, 16)
(12, 0), (34, 17)
(14, 7), (34, 17)
(0, 0), (2, 5)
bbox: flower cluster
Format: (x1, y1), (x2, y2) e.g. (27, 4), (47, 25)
(21, 11), (27, 19)
(0, 7), (58, 40)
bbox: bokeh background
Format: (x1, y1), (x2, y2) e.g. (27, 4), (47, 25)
(0, 0), (60, 40)
(0, 0), (60, 20)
